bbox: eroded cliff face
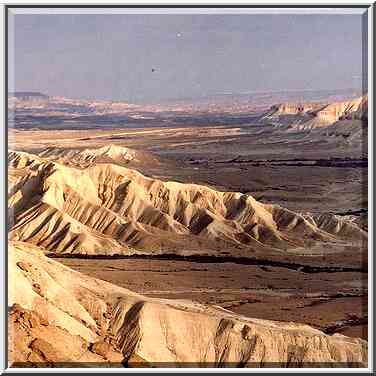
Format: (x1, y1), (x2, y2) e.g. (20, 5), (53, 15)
(265, 95), (368, 130)
(8, 150), (367, 269)
(8, 241), (368, 367)
(315, 96), (368, 124)
(269, 102), (323, 116)
(8, 143), (368, 368)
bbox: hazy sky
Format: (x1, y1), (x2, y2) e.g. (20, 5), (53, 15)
(8, 10), (367, 103)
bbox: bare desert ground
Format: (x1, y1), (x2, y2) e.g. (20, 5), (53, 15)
(8, 94), (368, 366)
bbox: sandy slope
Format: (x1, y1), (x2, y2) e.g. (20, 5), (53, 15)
(9, 241), (367, 367)
(8, 149), (367, 269)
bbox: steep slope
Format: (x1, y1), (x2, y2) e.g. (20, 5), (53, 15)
(9, 241), (367, 367)
(8, 149), (367, 268)
(264, 95), (368, 132)
(315, 96), (368, 124)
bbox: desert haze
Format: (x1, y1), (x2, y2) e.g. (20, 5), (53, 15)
(7, 89), (368, 367)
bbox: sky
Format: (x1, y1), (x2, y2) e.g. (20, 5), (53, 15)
(8, 10), (367, 103)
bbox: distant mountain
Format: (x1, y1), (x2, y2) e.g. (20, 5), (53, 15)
(152, 88), (364, 111)
(260, 95), (368, 152)
(7, 88), (365, 130)
(9, 91), (49, 100)
(264, 95), (368, 129)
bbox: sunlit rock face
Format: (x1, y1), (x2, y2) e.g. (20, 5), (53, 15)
(8, 241), (368, 367)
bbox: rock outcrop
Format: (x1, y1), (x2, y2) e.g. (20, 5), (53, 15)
(264, 95), (368, 131)
(38, 145), (137, 168)
(8, 150), (367, 269)
(8, 241), (368, 367)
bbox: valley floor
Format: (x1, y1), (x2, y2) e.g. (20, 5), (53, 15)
(58, 257), (367, 340)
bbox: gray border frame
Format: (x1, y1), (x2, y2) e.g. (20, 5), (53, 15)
(3, 3), (373, 372)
